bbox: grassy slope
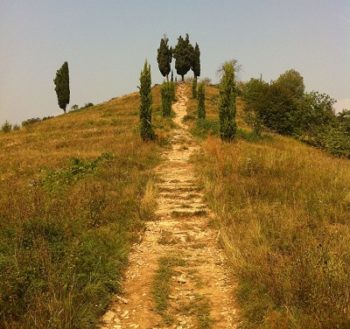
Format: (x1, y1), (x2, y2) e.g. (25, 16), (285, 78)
(187, 84), (350, 329)
(0, 86), (172, 328)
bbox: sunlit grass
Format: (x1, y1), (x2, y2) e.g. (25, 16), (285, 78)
(0, 85), (171, 328)
(192, 85), (350, 328)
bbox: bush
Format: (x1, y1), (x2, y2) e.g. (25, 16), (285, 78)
(219, 62), (237, 141)
(192, 78), (197, 99)
(71, 104), (79, 111)
(242, 71), (350, 158)
(82, 103), (94, 109)
(139, 61), (155, 141)
(161, 82), (172, 117)
(197, 82), (205, 120)
(22, 117), (41, 126)
(1, 121), (12, 133)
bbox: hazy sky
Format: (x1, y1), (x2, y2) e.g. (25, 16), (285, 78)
(0, 0), (349, 124)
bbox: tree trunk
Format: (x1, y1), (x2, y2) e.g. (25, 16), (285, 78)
(166, 75), (169, 82)
(181, 75), (184, 82)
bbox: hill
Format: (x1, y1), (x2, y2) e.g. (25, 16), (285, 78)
(0, 86), (173, 328)
(186, 84), (350, 328)
(1, 83), (349, 329)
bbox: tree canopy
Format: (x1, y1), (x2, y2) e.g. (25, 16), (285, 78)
(54, 62), (70, 113)
(173, 34), (194, 81)
(191, 43), (201, 78)
(157, 35), (172, 80)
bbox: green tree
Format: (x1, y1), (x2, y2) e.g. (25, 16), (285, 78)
(173, 34), (194, 81)
(219, 62), (237, 141)
(242, 78), (270, 136)
(161, 82), (172, 117)
(197, 82), (205, 120)
(192, 43), (201, 78)
(300, 91), (336, 132)
(265, 69), (305, 135)
(54, 62), (70, 113)
(139, 61), (155, 141)
(157, 35), (172, 81)
(192, 78), (197, 99)
(1, 121), (12, 133)
(191, 43), (201, 98)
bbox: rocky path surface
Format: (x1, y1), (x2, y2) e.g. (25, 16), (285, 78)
(100, 84), (238, 329)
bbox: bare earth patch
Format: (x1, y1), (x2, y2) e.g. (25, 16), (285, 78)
(100, 84), (239, 328)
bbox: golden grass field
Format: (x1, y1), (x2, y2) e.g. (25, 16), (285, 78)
(187, 84), (350, 329)
(1, 82), (349, 328)
(0, 85), (172, 328)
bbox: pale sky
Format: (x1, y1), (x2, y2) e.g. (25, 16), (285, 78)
(0, 0), (349, 124)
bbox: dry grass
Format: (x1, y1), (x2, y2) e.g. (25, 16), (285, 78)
(0, 85), (171, 328)
(191, 84), (350, 328)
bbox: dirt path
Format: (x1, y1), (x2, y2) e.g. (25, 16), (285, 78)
(100, 84), (238, 329)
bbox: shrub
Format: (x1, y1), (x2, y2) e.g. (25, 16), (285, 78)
(42, 116), (54, 121)
(139, 61), (155, 141)
(22, 117), (41, 126)
(219, 62), (237, 141)
(1, 121), (12, 133)
(82, 102), (94, 109)
(161, 82), (172, 117)
(192, 78), (197, 99)
(241, 78), (269, 136)
(197, 82), (205, 120)
(70, 104), (79, 111)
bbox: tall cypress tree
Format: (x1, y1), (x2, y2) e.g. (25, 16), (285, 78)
(173, 34), (194, 81)
(192, 78), (197, 99)
(219, 62), (237, 141)
(192, 43), (201, 78)
(157, 35), (172, 81)
(139, 61), (155, 141)
(54, 62), (70, 113)
(197, 82), (206, 120)
(191, 43), (201, 98)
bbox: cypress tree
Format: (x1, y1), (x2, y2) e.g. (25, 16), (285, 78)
(191, 43), (201, 98)
(192, 43), (201, 78)
(197, 82), (206, 120)
(173, 34), (194, 81)
(192, 78), (197, 99)
(170, 81), (176, 102)
(54, 62), (70, 113)
(157, 35), (172, 81)
(219, 62), (237, 141)
(139, 61), (155, 141)
(161, 82), (172, 117)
